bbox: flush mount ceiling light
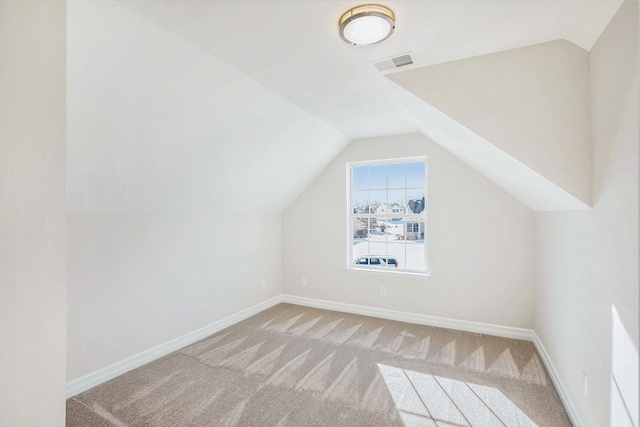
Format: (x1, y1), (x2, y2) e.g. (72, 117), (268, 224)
(339, 4), (395, 46)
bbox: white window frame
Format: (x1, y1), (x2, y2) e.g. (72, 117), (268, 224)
(346, 156), (429, 275)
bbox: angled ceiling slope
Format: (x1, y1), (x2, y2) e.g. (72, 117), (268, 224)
(67, 1), (349, 214)
(70, 0), (621, 213)
(388, 40), (593, 211)
(117, 0), (621, 141)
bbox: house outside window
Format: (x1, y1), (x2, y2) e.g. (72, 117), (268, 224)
(348, 157), (428, 274)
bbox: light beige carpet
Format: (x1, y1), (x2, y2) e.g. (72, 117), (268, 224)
(66, 303), (571, 426)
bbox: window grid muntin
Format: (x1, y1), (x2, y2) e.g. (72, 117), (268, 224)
(348, 157), (427, 274)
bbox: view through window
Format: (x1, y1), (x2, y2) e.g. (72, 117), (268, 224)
(348, 158), (427, 273)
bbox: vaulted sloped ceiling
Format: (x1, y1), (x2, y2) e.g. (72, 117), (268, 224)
(67, 1), (350, 213)
(68, 0), (622, 214)
(388, 40), (592, 211)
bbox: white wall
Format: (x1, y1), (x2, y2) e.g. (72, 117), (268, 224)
(0, 1), (67, 425)
(66, 0), (293, 383)
(67, 212), (281, 380)
(535, 2), (638, 426)
(283, 133), (535, 328)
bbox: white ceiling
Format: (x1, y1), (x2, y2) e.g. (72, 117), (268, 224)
(67, 0), (622, 213)
(119, 0), (622, 140)
(67, 1), (350, 213)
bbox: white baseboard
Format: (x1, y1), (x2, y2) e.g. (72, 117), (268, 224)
(66, 295), (283, 398)
(66, 293), (581, 427)
(282, 294), (533, 341)
(283, 295), (581, 426)
(532, 331), (583, 427)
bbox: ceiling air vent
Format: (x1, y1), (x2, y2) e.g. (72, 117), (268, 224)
(373, 53), (413, 72)
(392, 54), (413, 67)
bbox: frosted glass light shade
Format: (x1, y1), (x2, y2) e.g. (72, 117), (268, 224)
(339, 5), (395, 46)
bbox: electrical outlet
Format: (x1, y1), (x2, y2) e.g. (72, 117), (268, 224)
(261, 280), (266, 290)
(301, 277), (307, 287)
(582, 371), (588, 397)
(380, 286), (386, 297)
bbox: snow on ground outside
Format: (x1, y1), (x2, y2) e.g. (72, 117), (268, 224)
(352, 222), (425, 271)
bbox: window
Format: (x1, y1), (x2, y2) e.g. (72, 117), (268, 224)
(348, 157), (427, 274)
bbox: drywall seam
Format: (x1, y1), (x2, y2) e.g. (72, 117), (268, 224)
(532, 331), (584, 427)
(282, 294), (533, 340)
(66, 295), (284, 398)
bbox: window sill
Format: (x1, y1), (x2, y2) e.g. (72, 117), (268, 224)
(345, 267), (431, 278)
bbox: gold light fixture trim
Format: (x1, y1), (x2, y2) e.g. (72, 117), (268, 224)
(339, 4), (395, 46)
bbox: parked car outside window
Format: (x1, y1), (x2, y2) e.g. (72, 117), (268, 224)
(354, 256), (399, 268)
